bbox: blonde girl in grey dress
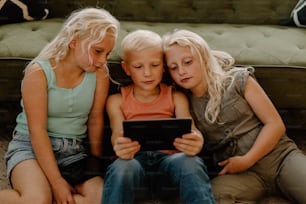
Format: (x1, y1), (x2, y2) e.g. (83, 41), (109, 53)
(162, 29), (306, 204)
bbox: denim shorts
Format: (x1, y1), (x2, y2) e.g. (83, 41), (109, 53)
(5, 131), (90, 184)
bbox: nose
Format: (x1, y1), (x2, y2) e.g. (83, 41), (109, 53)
(97, 54), (107, 66)
(143, 66), (152, 76)
(178, 66), (187, 76)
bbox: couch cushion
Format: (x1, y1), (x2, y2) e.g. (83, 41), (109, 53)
(1, 19), (306, 68)
(112, 22), (306, 67)
(0, 19), (62, 59)
(1, 19), (306, 113)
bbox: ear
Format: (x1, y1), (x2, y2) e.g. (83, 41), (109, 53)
(69, 39), (77, 49)
(121, 61), (131, 76)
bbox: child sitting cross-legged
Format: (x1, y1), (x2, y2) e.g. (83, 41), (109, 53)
(102, 29), (215, 204)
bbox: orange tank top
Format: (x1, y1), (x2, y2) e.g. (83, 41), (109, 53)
(120, 83), (174, 120)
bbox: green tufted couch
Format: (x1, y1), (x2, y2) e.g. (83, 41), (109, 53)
(0, 0), (306, 203)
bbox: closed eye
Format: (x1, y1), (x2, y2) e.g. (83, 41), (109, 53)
(152, 63), (161, 67)
(133, 64), (142, 69)
(168, 64), (178, 70)
(184, 59), (192, 65)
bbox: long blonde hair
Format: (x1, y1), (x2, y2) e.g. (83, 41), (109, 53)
(26, 7), (120, 71)
(162, 29), (235, 123)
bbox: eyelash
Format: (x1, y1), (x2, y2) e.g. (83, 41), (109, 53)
(168, 59), (191, 70)
(184, 59), (192, 65)
(169, 66), (177, 70)
(133, 64), (160, 68)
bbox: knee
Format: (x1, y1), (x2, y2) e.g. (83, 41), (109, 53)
(106, 158), (143, 178)
(211, 174), (264, 204)
(168, 154), (206, 171)
(278, 152), (306, 203)
(76, 176), (103, 196)
(212, 183), (240, 204)
(213, 193), (235, 204)
(76, 177), (103, 204)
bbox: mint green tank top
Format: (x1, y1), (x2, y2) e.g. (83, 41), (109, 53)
(15, 60), (96, 139)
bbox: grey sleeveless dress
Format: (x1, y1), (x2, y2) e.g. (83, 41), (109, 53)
(189, 68), (306, 202)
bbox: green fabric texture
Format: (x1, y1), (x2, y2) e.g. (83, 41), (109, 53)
(0, 0), (305, 131)
(0, 19), (62, 59)
(47, 0), (296, 24)
(1, 20), (306, 68)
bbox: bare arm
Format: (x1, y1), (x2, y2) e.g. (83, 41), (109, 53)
(106, 94), (140, 159)
(243, 76), (285, 164)
(172, 90), (204, 156)
(219, 76), (285, 174)
(22, 64), (75, 203)
(88, 68), (110, 157)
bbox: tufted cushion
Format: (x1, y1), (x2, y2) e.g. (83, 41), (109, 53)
(1, 20), (306, 68)
(0, 18), (306, 129)
(0, 19), (62, 59)
(112, 22), (306, 68)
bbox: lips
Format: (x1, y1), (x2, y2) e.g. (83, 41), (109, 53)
(143, 80), (154, 85)
(180, 77), (191, 83)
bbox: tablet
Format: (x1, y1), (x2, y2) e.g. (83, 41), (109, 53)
(123, 118), (192, 150)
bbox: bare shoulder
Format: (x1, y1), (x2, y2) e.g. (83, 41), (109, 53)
(107, 93), (122, 106)
(106, 93), (123, 118)
(172, 89), (188, 102)
(24, 63), (44, 77)
(172, 89), (192, 117)
(95, 67), (110, 88)
(96, 67), (110, 79)
(22, 63), (46, 86)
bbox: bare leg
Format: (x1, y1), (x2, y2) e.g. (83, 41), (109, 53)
(0, 159), (52, 204)
(74, 176), (103, 204)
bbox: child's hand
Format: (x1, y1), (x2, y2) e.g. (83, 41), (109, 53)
(218, 155), (253, 175)
(113, 133), (141, 160)
(51, 177), (76, 204)
(173, 130), (203, 156)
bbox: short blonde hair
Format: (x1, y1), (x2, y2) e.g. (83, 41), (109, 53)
(121, 29), (162, 60)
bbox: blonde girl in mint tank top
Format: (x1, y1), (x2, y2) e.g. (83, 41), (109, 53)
(0, 8), (119, 204)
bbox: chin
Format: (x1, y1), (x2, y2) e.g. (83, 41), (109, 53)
(85, 67), (98, 72)
(178, 82), (191, 89)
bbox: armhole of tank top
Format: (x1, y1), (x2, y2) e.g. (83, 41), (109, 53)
(238, 69), (253, 96)
(35, 60), (53, 89)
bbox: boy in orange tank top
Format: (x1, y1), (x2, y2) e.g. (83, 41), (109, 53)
(102, 30), (215, 204)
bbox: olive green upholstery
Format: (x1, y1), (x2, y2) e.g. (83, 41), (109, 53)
(0, 1), (305, 202)
(1, 0), (306, 131)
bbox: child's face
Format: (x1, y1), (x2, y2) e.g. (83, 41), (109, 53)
(73, 35), (116, 72)
(122, 47), (164, 91)
(164, 44), (204, 92)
